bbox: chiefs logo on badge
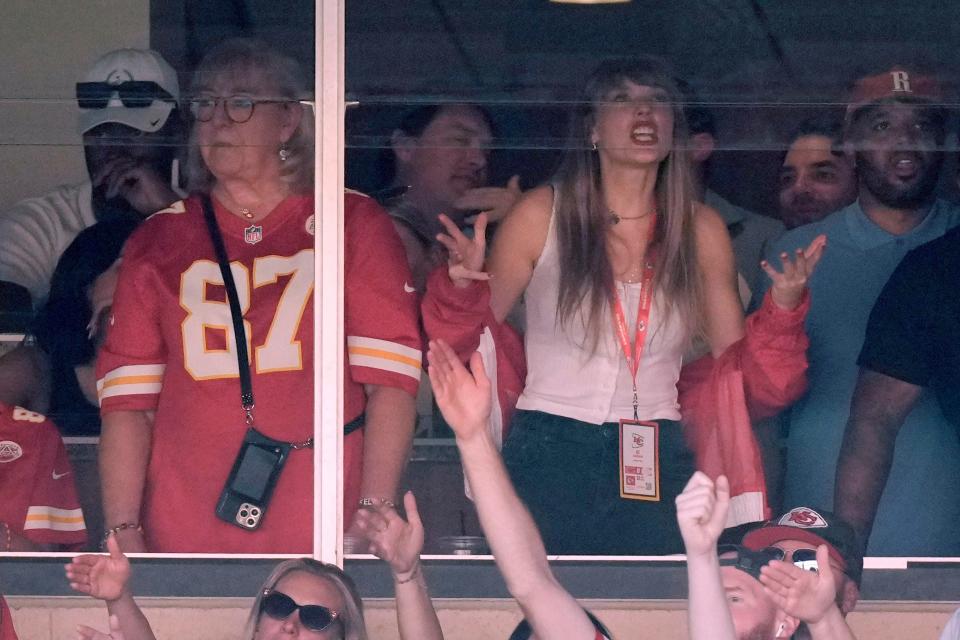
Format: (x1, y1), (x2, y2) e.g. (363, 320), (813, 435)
(778, 507), (827, 529)
(0, 440), (23, 463)
(244, 225), (263, 245)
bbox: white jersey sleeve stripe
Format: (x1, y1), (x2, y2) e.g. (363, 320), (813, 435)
(346, 336), (421, 361)
(96, 364), (166, 401)
(24, 506), (86, 532)
(97, 364), (166, 389)
(348, 352), (421, 381)
(98, 382), (164, 402)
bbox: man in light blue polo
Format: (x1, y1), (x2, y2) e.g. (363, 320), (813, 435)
(757, 64), (960, 555)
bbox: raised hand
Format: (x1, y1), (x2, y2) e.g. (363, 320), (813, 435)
(66, 535), (131, 602)
(354, 491), (424, 581)
(762, 234), (826, 310)
(675, 472), (730, 558)
(435, 212), (490, 288)
(458, 175), (523, 224)
(76, 614), (125, 640)
(759, 544), (837, 624)
(427, 340), (492, 443)
(92, 157), (178, 217)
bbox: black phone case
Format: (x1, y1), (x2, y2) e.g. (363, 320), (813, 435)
(215, 428), (291, 530)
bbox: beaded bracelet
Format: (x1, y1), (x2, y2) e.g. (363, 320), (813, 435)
(102, 522), (143, 548)
(393, 559), (422, 585)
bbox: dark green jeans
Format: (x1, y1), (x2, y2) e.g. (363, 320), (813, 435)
(503, 409), (695, 555)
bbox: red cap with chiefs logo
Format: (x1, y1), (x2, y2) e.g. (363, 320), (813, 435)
(742, 507), (864, 586)
(846, 66), (945, 123)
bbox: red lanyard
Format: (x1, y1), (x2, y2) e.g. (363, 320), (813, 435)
(610, 214), (658, 420)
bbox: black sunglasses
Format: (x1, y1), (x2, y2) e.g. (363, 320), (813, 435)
(718, 544), (820, 579)
(260, 590), (340, 632)
(76, 81), (176, 109)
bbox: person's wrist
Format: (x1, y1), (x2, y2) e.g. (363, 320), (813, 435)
(454, 427), (493, 450)
(805, 601), (843, 628)
(103, 522), (143, 549)
(770, 287), (800, 311)
(393, 558), (422, 584)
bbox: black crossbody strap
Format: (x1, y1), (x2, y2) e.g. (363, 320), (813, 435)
(200, 196), (255, 423)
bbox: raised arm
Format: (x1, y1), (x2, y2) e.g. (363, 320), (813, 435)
(428, 339), (596, 640)
(437, 185), (552, 323)
(354, 491), (443, 640)
(675, 471), (737, 640)
(66, 535), (157, 640)
(834, 369), (921, 546)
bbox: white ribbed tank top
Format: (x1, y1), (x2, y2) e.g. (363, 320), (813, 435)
(515, 193), (686, 424)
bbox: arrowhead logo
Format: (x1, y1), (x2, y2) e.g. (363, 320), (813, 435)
(778, 507), (828, 529)
(0, 440), (22, 463)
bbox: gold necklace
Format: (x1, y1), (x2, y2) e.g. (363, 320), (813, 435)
(239, 207), (255, 220)
(608, 208), (653, 225)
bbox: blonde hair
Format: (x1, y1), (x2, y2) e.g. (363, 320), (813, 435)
(242, 559), (367, 640)
(185, 38), (314, 195)
(553, 56), (705, 350)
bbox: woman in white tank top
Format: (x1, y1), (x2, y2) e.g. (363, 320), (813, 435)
(433, 58), (820, 554)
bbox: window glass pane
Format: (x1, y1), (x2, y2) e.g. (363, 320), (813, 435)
(346, 1), (960, 559)
(0, 0), (324, 560)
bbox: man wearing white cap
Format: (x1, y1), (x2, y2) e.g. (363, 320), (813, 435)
(0, 49), (183, 311)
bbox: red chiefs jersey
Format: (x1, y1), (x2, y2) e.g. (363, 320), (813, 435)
(98, 193), (420, 553)
(0, 403), (85, 548)
(0, 596), (18, 640)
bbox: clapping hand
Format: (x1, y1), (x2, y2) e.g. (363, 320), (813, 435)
(66, 535), (131, 602)
(76, 614), (125, 640)
(760, 544), (838, 624)
(675, 472), (730, 558)
(436, 213), (490, 288)
(762, 234), (826, 310)
(354, 491), (424, 582)
(428, 340), (492, 444)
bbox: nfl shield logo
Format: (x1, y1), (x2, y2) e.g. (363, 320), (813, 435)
(244, 225), (263, 245)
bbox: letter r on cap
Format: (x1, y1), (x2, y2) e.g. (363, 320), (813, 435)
(891, 71), (911, 93)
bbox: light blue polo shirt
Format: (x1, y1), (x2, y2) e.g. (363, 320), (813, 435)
(758, 199), (960, 555)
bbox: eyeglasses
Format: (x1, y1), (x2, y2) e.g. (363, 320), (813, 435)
(772, 547), (820, 572)
(76, 81), (175, 109)
(260, 590), (340, 632)
(188, 95), (288, 124)
(718, 544), (820, 579)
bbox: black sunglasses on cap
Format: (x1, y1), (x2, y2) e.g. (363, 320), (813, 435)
(260, 589), (340, 632)
(718, 544), (819, 580)
(76, 81), (176, 109)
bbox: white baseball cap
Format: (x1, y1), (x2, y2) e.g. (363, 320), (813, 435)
(77, 49), (180, 135)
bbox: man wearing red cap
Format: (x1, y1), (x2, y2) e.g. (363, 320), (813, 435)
(755, 64), (960, 555)
(743, 507), (863, 640)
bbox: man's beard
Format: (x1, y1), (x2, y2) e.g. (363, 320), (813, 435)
(857, 152), (941, 210)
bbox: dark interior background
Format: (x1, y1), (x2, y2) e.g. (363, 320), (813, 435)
(152, 0), (960, 217)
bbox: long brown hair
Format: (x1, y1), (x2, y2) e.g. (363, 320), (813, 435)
(553, 56), (704, 350)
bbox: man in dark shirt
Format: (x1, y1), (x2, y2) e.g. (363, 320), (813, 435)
(835, 224), (960, 547)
